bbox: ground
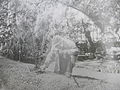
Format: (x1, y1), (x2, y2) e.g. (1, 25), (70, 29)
(0, 56), (120, 90)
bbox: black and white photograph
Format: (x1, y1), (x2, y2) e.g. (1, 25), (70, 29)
(1, 0), (120, 90)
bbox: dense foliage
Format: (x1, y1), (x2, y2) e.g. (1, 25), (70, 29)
(0, 0), (120, 68)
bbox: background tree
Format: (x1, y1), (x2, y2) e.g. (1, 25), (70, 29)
(1, 0), (120, 67)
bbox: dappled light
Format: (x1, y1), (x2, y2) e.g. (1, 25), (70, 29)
(1, 0), (120, 90)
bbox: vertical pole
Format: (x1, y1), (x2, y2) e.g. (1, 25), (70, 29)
(18, 43), (21, 62)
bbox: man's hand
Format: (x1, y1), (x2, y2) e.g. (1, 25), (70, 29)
(40, 65), (47, 71)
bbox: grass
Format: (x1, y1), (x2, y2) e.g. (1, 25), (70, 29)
(0, 56), (120, 90)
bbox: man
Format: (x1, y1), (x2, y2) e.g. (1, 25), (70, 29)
(40, 35), (78, 77)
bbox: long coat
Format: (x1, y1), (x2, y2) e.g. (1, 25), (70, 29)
(43, 35), (78, 74)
